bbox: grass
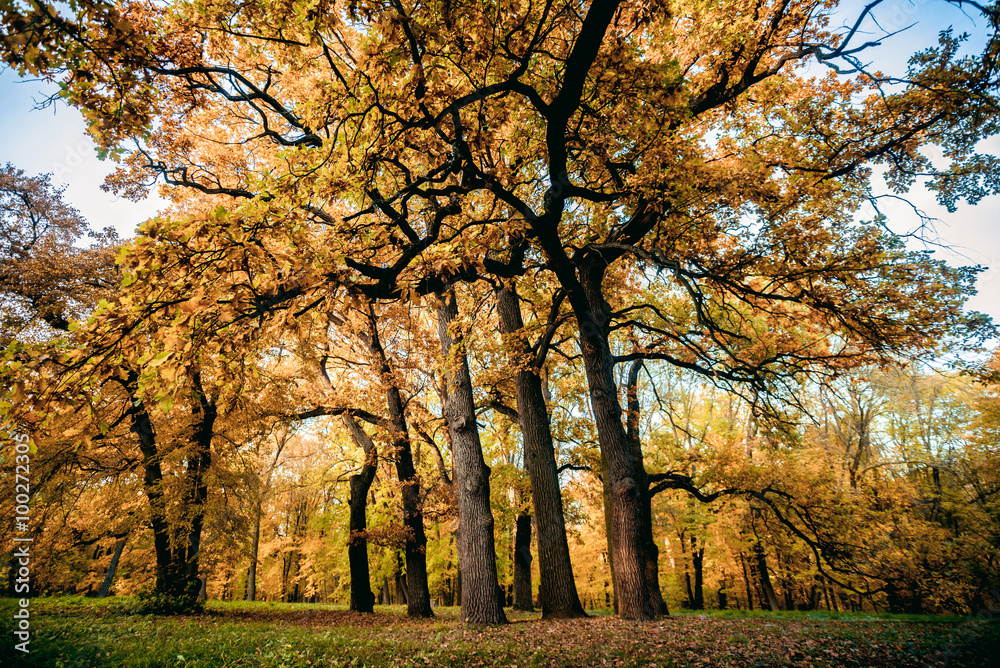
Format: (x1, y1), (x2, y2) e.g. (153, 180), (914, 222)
(0, 596), (996, 667)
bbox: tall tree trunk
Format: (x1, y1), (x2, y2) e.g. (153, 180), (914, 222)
(754, 540), (781, 611)
(495, 285), (586, 618)
(692, 540), (705, 610)
(568, 259), (652, 620)
(532, 213), (655, 621)
(98, 535), (128, 598)
(343, 416), (378, 613)
(246, 506), (261, 601)
(183, 371), (216, 601)
(364, 305), (434, 618)
(625, 360), (669, 615)
(512, 513), (534, 611)
(437, 288), (507, 626)
(740, 552), (755, 610)
(127, 369), (179, 596)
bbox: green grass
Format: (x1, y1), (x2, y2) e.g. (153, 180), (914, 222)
(0, 596), (995, 668)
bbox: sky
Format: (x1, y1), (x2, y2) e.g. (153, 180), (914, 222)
(0, 0), (998, 322)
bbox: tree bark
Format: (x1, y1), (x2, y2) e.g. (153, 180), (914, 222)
(364, 305), (434, 618)
(625, 360), (669, 615)
(437, 288), (507, 625)
(98, 535), (128, 598)
(691, 537), (705, 610)
(552, 257), (653, 620)
(754, 540), (781, 611)
(127, 370), (180, 597)
(495, 285), (586, 618)
(246, 506), (261, 601)
(183, 371), (216, 598)
(343, 415), (378, 613)
(512, 513), (534, 611)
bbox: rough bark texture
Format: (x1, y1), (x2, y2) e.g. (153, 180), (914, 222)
(496, 286), (586, 618)
(572, 260), (653, 620)
(437, 288), (507, 625)
(343, 415), (378, 613)
(97, 535), (127, 598)
(365, 307), (434, 618)
(512, 513), (534, 611)
(625, 360), (669, 616)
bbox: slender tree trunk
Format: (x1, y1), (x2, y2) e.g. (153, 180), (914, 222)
(512, 513), (534, 611)
(365, 306), (434, 618)
(246, 506), (261, 601)
(98, 535), (128, 598)
(692, 541), (705, 610)
(127, 369), (178, 596)
(740, 552), (755, 610)
(183, 371), (216, 601)
(754, 541), (781, 611)
(343, 416), (378, 613)
(496, 285), (586, 618)
(437, 288), (507, 625)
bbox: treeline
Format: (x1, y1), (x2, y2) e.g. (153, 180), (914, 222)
(1, 0), (1000, 623)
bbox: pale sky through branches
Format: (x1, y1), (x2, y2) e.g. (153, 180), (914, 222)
(0, 0), (997, 321)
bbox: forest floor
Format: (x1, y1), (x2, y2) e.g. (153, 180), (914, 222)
(0, 597), (997, 668)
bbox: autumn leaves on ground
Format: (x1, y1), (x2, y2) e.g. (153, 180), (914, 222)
(1, 598), (997, 668)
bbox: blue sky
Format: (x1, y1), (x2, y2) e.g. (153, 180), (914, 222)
(0, 0), (997, 321)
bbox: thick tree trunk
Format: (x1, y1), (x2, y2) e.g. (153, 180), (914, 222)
(512, 513), (534, 611)
(437, 288), (507, 625)
(496, 286), (586, 618)
(365, 306), (434, 618)
(98, 535), (128, 598)
(343, 416), (378, 613)
(561, 261), (653, 620)
(625, 360), (669, 616)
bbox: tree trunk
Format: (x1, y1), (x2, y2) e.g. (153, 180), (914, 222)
(343, 416), (378, 613)
(754, 540), (781, 611)
(127, 369), (182, 597)
(625, 360), (669, 615)
(600, 449), (619, 614)
(183, 371), (216, 600)
(569, 259), (653, 620)
(495, 285), (586, 618)
(98, 535), (128, 598)
(512, 513), (534, 611)
(437, 288), (507, 625)
(740, 552), (755, 610)
(365, 305), (434, 618)
(246, 506), (261, 601)
(692, 541), (705, 610)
